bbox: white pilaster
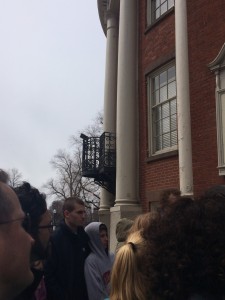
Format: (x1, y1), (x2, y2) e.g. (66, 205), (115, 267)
(175, 0), (193, 196)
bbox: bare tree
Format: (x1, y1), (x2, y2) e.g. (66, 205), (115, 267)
(48, 200), (64, 227)
(8, 168), (23, 187)
(44, 149), (100, 208)
(44, 111), (103, 209)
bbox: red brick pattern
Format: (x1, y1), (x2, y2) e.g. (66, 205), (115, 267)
(138, 0), (225, 210)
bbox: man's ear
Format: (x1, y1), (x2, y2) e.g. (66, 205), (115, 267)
(64, 210), (70, 219)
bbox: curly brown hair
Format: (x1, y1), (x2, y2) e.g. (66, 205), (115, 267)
(144, 196), (225, 300)
(159, 188), (181, 212)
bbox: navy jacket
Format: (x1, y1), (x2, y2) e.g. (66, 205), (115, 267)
(44, 221), (90, 300)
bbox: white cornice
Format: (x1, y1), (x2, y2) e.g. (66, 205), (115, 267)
(97, 0), (120, 36)
(208, 43), (225, 72)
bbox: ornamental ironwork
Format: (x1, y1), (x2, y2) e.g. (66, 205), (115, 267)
(80, 132), (116, 194)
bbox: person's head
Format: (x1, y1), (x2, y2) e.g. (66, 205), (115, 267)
(85, 222), (109, 255)
(0, 170), (34, 300)
(204, 184), (225, 198)
(63, 197), (86, 231)
(99, 223), (108, 250)
(145, 196), (225, 299)
(115, 218), (134, 253)
(129, 212), (154, 236)
(110, 231), (148, 300)
(159, 188), (181, 211)
(13, 182), (51, 261)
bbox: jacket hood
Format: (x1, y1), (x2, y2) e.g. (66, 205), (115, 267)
(85, 222), (107, 258)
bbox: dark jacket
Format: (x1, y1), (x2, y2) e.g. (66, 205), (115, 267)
(44, 221), (90, 300)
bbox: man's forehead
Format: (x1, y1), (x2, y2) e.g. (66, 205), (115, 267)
(0, 183), (22, 214)
(73, 203), (85, 211)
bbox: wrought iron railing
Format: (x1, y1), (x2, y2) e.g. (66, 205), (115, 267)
(80, 132), (116, 194)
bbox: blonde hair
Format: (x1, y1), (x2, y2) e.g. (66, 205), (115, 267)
(110, 231), (147, 300)
(129, 212), (154, 235)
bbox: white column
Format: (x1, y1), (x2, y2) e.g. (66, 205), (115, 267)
(175, 0), (193, 196)
(99, 11), (118, 211)
(115, 0), (139, 205)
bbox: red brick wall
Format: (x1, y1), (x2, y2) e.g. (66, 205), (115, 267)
(138, 0), (225, 211)
(187, 0), (225, 195)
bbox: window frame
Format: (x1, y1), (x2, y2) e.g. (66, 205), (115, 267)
(147, 0), (175, 27)
(208, 43), (225, 176)
(147, 61), (178, 158)
(216, 88), (225, 174)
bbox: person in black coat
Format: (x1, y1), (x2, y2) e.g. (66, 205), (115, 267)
(44, 197), (90, 300)
(13, 182), (52, 300)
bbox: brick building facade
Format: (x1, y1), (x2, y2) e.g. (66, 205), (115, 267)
(139, 0), (225, 212)
(97, 0), (225, 249)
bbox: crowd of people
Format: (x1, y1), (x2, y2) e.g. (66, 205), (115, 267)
(1, 167), (225, 300)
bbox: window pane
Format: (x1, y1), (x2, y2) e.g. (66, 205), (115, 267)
(162, 133), (170, 148)
(168, 0), (174, 9)
(168, 66), (175, 83)
(171, 99), (176, 115)
(151, 0), (174, 21)
(171, 130), (177, 146)
(155, 136), (162, 151)
(155, 120), (161, 135)
(162, 117), (170, 133)
(160, 86), (167, 102)
(161, 2), (167, 15)
(160, 71), (167, 87)
(220, 93), (225, 165)
(156, 0), (160, 9)
(155, 106), (161, 121)
(155, 8), (160, 19)
(162, 102), (169, 118)
(153, 90), (159, 105)
(149, 63), (177, 154)
(171, 114), (177, 131)
(154, 75), (159, 90)
(168, 82), (176, 98)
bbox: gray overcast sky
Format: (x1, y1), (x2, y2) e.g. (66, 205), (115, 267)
(0, 1), (106, 194)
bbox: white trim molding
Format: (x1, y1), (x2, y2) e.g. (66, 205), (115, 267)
(208, 43), (225, 175)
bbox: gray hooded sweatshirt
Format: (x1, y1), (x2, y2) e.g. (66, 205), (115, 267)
(84, 222), (114, 300)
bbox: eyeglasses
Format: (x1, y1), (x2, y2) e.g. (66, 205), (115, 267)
(0, 213), (31, 232)
(0, 214), (54, 232)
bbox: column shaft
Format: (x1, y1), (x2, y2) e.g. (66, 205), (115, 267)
(175, 0), (193, 196)
(99, 11), (118, 211)
(115, 0), (139, 205)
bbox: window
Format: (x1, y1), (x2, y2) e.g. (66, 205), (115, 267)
(148, 63), (177, 156)
(147, 0), (174, 25)
(208, 43), (225, 175)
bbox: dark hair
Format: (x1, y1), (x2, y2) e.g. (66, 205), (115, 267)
(0, 169), (9, 184)
(0, 169), (13, 222)
(204, 185), (225, 199)
(14, 182), (48, 260)
(99, 223), (107, 232)
(62, 197), (85, 215)
(14, 182), (47, 237)
(145, 196), (225, 299)
(159, 188), (181, 211)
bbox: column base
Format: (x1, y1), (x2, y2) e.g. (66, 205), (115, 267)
(109, 204), (142, 252)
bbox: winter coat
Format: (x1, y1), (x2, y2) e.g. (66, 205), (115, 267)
(44, 221), (90, 300)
